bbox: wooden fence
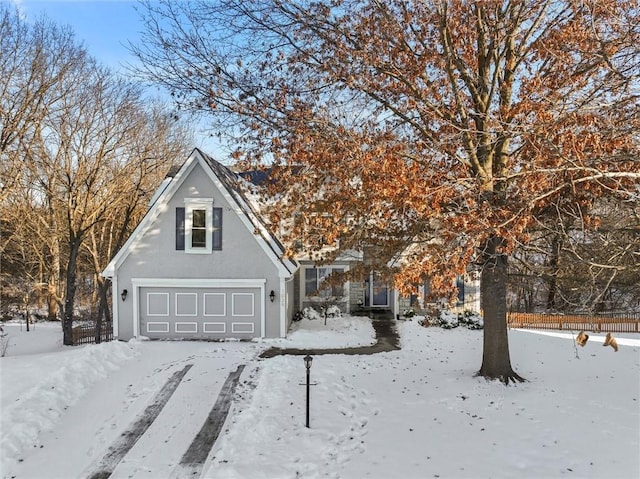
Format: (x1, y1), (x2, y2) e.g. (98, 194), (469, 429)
(72, 323), (114, 345)
(507, 312), (640, 333)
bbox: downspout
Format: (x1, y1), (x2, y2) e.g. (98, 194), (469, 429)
(280, 275), (294, 337)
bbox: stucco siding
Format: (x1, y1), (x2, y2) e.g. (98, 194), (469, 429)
(114, 161), (284, 340)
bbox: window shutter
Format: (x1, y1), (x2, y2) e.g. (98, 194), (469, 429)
(212, 207), (222, 250)
(176, 207), (185, 250)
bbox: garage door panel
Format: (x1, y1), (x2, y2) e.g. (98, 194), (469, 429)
(139, 286), (261, 339)
(231, 322), (254, 334)
(147, 293), (169, 316)
(203, 322), (226, 333)
(232, 293), (254, 316)
(203, 293), (226, 316)
(176, 293), (198, 316)
(147, 321), (170, 333)
(175, 322), (198, 333)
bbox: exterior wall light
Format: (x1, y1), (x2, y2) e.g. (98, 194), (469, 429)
(269, 290), (276, 302)
(121, 289), (128, 301)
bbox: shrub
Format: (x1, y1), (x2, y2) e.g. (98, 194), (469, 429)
(402, 308), (416, 318)
(427, 309), (484, 330)
(459, 310), (484, 329)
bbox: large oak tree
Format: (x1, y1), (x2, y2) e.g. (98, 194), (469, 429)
(134, 0), (639, 383)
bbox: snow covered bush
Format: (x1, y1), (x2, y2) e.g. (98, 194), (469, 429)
(323, 305), (342, 318)
(433, 310), (460, 329)
(402, 308), (416, 318)
(427, 310), (483, 330)
(458, 310), (484, 329)
(297, 305), (342, 321)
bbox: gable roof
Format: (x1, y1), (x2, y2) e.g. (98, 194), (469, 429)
(102, 148), (297, 278)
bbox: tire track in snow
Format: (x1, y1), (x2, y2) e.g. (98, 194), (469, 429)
(84, 363), (193, 479)
(170, 364), (245, 478)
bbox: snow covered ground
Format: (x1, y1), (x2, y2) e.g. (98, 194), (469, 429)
(1, 316), (638, 479)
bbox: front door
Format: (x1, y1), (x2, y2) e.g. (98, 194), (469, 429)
(365, 273), (389, 307)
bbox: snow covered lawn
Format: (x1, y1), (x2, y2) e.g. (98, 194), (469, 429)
(1, 317), (638, 479)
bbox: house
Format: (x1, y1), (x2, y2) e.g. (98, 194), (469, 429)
(102, 148), (297, 341)
(103, 148), (478, 341)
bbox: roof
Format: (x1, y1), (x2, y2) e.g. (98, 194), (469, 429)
(102, 148), (297, 278)
(197, 149), (297, 274)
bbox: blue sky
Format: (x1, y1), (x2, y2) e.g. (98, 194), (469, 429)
(12, 0), (227, 156)
(14, 0), (142, 72)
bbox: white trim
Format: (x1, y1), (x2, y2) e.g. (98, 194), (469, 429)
(133, 278), (265, 288)
(133, 286), (140, 337)
(369, 272), (390, 307)
(260, 285), (266, 338)
(196, 153), (296, 277)
(184, 197), (214, 254)
(279, 278), (286, 338)
(112, 276), (119, 338)
(300, 264), (349, 309)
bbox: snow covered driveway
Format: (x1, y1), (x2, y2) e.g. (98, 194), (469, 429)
(1, 334), (265, 479)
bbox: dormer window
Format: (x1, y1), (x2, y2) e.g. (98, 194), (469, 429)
(176, 198), (222, 254)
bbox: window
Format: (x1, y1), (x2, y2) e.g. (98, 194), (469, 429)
(175, 199), (222, 254)
(191, 208), (207, 248)
(304, 267), (345, 297)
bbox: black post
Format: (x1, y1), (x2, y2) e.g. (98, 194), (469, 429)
(305, 365), (310, 428)
(304, 355), (313, 428)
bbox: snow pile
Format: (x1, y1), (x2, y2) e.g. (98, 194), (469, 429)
(0, 339), (138, 471)
(256, 314), (376, 348)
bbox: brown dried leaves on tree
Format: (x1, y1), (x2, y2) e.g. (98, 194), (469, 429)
(135, 0), (639, 383)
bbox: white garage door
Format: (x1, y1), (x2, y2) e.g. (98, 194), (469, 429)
(139, 286), (262, 339)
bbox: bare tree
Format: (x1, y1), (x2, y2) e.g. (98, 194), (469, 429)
(83, 101), (192, 342)
(0, 4), (88, 202)
(0, 5), (193, 343)
(511, 197), (640, 312)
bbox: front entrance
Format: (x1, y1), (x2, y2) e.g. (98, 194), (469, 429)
(364, 273), (389, 308)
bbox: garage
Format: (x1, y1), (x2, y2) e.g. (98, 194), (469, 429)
(134, 280), (265, 340)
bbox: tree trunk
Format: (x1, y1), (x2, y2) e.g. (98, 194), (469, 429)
(47, 284), (59, 321)
(95, 276), (110, 344)
(546, 234), (562, 310)
(62, 236), (81, 346)
(47, 236), (62, 321)
(478, 236), (524, 384)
